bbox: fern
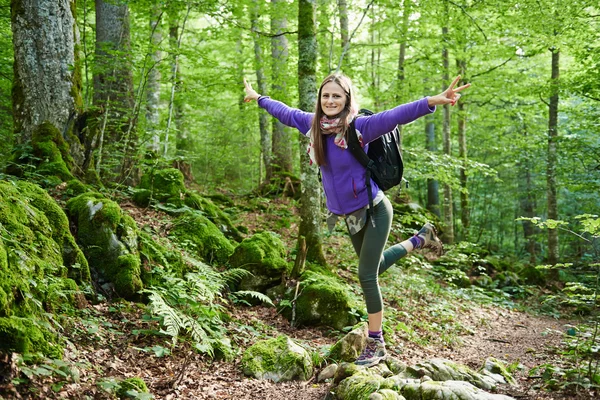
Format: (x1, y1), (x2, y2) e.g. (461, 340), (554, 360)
(230, 290), (275, 307)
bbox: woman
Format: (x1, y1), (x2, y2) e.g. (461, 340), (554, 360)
(244, 74), (470, 367)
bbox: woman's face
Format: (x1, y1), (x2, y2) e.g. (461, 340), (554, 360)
(320, 81), (347, 118)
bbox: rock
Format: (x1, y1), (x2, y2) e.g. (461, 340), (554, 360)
(329, 323), (368, 363)
(335, 369), (385, 399)
(241, 335), (313, 383)
(318, 364), (339, 382)
(228, 232), (289, 292)
(481, 358), (516, 385)
(385, 358), (408, 375)
(291, 271), (363, 330)
(137, 168), (186, 203)
(170, 212), (234, 265)
(116, 377), (150, 399)
(405, 358), (498, 390)
(334, 362), (363, 384)
(401, 380), (514, 400)
(67, 193), (143, 298)
(371, 389), (406, 400)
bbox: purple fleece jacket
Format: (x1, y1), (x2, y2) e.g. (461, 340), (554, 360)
(258, 96), (435, 215)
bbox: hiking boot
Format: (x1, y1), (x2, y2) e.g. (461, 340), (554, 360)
(355, 338), (386, 368)
(416, 222), (444, 256)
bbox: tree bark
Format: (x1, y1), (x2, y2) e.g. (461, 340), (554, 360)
(94, 0), (136, 183)
(395, 0), (411, 153)
(337, 0), (349, 71)
(457, 61), (469, 239)
(442, 25), (454, 244)
(425, 113), (440, 217)
(250, 1), (272, 184)
(298, 0), (326, 265)
(271, 0), (292, 174)
(11, 0), (81, 143)
(547, 48), (560, 265)
(145, 4), (162, 154)
(518, 124), (538, 265)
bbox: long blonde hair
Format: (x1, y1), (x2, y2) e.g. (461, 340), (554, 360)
(310, 73), (358, 166)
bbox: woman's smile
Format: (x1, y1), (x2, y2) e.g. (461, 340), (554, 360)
(320, 81), (347, 117)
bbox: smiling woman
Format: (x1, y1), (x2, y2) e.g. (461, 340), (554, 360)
(243, 73), (469, 368)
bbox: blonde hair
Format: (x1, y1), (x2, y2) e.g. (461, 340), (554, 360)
(310, 73), (358, 166)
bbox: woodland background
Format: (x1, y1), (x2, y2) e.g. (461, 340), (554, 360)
(0, 0), (599, 399)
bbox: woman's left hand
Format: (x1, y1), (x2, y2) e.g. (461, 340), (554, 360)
(428, 75), (471, 107)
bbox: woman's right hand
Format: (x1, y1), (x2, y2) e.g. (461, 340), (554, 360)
(243, 78), (260, 102)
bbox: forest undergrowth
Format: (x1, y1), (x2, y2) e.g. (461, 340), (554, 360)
(1, 192), (598, 400)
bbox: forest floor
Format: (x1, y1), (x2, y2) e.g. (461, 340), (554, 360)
(1, 196), (596, 400)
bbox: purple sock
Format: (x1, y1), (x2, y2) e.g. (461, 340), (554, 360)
(368, 330), (384, 343)
(409, 235), (423, 249)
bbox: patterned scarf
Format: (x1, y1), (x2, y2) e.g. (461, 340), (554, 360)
(307, 114), (361, 165)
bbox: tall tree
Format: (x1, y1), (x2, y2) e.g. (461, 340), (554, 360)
(145, 4), (162, 154)
(441, 21), (454, 244)
(94, 0), (136, 182)
(546, 47), (560, 265)
(271, 0), (292, 175)
(250, 1), (272, 184)
(337, 0), (349, 71)
(10, 0), (94, 176)
(456, 61), (469, 239)
(298, 0), (326, 265)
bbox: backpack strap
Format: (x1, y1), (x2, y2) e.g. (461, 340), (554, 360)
(347, 119), (377, 227)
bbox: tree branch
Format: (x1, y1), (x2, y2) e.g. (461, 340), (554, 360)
(443, 0), (488, 41)
(471, 55), (514, 78)
(335, 0), (375, 72)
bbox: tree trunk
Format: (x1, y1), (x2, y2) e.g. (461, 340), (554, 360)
(145, 5), (162, 154)
(547, 48), (560, 265)
(395, 0), (411, 153)
(250, 1), (272, 184)
(457, 61), (469, 239)
(442, 25), (454, 244)
(94, 0), (136, 183)
(271, 0), (292, 175)
(337, 0), (349, 71)
(12, 0), (80, 143)
(298, 0), (326, 265)
(425, 113), (440, 217)
(518, 125), (538, 265)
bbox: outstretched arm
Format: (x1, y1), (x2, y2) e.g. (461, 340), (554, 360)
(427, 75), (471, 107)
(243, 78), (313, 134)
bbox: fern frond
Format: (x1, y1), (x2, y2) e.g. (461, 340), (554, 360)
(231, 290), (275, 307)
(220, 268), (254, 285)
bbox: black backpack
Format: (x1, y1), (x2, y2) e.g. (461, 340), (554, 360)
(346, 108), (404, 218)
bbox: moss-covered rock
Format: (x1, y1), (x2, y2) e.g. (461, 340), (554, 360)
(481, 358), (516, 386)
(290, 270), (362, 330)
(335, 369), (386, 400)
(138, 231), (187, 286)
(183, 192), (243, 241)
(116, 377), (150, 399)
(228, 231), (289, 291)
(0, 316), (62, 359)
(405, 359), (498, 391)
(66, 193), (142, 298)
(137, 168), (186, 203)
(241, 335), (313, 383)
(170, 212), (234, 265)
(329, 323), (368, 363)
(400, 380), (514, 400)
(0, 180), (90, 319)
(7, 122), (75, 184)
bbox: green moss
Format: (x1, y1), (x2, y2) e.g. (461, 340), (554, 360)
(182, 192), (243, 241)
(170, 212), (234, 265)
(138, 232), (186, 285)
(132, 188), (152, 207)
(46, 278), (85, 313)
(116, 377), (149, 399)
(66, 179), (88, 196)
(66, 193), (142, 299)
(0, 316), (62, 359)
(241, 335), (313, 382)
(336, 370), (384, 400)
(228, 232), (289, 291)
(292, 271), (362, 330)
(0, 181), (89, 321)
(138, 168), (185, 202)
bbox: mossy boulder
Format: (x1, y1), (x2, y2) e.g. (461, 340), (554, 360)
(405, 359), (499, 391)
(335, 369), (386, 399)
(0, 180), (90, 319)
(116, 377), (150, 399)
(0, 316), (62, 359)
(136, 168), (186, 203)
(228, 232), (289, 291)
(241, 335), (313, 383)
(400, 380), (514, 400)
(138, 231), (187, 285)
(66, 193), (142, 298)
(329, 323), (368, 363)
(289, 270), (362, 330)
(7, 122), (75, 184)
(481, 358), (516, 386)
(170, 212), (234, 265)
(183, 192), (243, 241)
